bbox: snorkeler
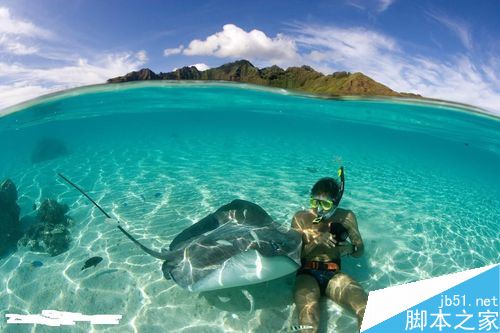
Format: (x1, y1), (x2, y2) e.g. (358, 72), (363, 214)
(291, 167), (367, 332)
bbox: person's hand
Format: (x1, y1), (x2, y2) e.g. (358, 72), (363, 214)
(315, 232), (337, 248)
(338, 243), (355, 256)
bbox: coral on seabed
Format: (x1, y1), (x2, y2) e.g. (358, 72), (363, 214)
(37, 199), (70, 226)
(0, 179), (22, 256)
(18, 199), (72, 256)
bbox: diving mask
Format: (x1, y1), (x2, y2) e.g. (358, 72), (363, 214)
(311, 197), (337, 223)
(310, 198), (335, 211)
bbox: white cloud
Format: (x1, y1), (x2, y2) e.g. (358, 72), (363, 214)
(0, 7), (51, 56)
(0, 82), (57, 113)
(190, 63), (210, 71)
(426, 12), (472, 50)
(164, 45), (184, 56)
(1, 52), (147, 85)
(345, 1), (366, 11)
(0, 7), (51, 37)
(0, 7), (148, 112)
(181, 24), (300, 65)
(292, 24), (500, 113)
(0, 52), (147, 110)
(345, 0), (395, 13)
(377, 0), (395, 12)
(296, 25), (397, 61)
(136, 50), (148, 62)
(0, 34), (38, 54)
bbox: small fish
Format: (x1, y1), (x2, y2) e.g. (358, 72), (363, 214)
(154, 192), (162, 198)
(140, 194), (146, 202)
(32, 203), (37, 211)
(123, 202), (128, 207)
(31, 260), (43, 268)
(290, 325), (314, 331)
(306, 167), (318, 174)
(81, 256), (103, 271)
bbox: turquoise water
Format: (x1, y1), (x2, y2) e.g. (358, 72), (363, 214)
(0, 82), (499, 332)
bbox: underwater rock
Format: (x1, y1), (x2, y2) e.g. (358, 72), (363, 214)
(0, 179), (22, 256)
(37, 199), (70, 226)
(18, 199), (72, 256)
(19, 215), (40, 233)
(31, 137), (69, 163)
(18, 222), (71, 256)
(0, 179), (18, 203)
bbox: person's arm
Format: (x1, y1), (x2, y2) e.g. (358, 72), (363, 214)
(291, 214), (301, 231)
(291, 214), (307, 256)
(344, 211), (364, 258)
(292, 213), (338, 257)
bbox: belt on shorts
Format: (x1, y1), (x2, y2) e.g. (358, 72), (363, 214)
(302, 261), (339, 271)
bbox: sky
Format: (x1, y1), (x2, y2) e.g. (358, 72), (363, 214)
(0, 0), (499, 114)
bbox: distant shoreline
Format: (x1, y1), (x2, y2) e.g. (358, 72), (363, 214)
(1, 80), (495, 120)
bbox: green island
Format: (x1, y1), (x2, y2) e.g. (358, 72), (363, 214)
(108, 59), (421, 98)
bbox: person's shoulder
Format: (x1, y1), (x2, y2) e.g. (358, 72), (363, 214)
(292, 209), (314, 225)
(293, 209), (314, 220)
(338, 207), (355, 215)
(292, 209), (314, 229)
(335, 208), (357, 221)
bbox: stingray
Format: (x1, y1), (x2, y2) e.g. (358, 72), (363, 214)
(59, 174), (302, 292)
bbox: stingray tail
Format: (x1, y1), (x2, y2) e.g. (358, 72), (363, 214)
(58, 173), (170, 261)
(117, 226), (170, 260)
(58, 173), (112, 218)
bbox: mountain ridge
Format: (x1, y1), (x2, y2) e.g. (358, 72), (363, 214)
(107, 59), (421, 98)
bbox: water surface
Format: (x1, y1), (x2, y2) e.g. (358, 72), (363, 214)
(0, 82), (499, 332)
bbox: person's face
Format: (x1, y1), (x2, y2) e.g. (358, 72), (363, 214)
(310, 193), (336, 215)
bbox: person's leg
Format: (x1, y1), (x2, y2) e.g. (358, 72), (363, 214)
(325, 273), (368, 330)
(294, 274), (321, 333)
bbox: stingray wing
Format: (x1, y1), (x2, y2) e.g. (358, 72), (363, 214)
(166, 220), (302, 292)
(169, 199), (274, 251)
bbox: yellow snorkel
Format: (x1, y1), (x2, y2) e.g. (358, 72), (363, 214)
(334, 166), (345, 207)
